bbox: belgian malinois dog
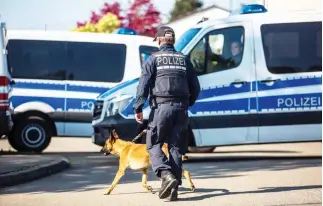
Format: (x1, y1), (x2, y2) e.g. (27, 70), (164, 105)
(101, 129), (195, 195)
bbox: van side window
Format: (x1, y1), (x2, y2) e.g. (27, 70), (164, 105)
(316, 30), (321, 58)
(66, 42), (126, 82)
(7, 40), (66, 80)
(7, 40), (127, 82)
(261, 22), (322, 74)
(189, 26), (245, 75)
(139, 46), (159, 67)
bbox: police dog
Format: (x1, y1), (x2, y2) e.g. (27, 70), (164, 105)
(101, 129), (195, 195)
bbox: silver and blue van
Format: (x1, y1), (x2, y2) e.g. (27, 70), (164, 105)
(92, 5), (322, 153)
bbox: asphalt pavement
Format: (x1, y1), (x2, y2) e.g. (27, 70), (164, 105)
(0, 137), (321, 206)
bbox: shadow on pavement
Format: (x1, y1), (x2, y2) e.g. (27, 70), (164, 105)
(0, 152), (321, 195)
(179, 185), (322, 201)
(211, 150), (300, 154)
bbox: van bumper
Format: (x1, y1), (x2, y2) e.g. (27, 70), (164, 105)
(0, 110), (13, 136)
(92, 114), (140, 146)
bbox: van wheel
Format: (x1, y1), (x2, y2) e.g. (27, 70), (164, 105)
(12, 116), (52, 153)
(186, 126), (216, 153)
(8, 133), (22, 151)
(187, 146), (216, 153)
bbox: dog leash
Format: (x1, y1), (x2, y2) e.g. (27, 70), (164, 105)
(132, 130), (147, 142)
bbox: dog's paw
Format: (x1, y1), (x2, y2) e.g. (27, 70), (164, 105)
(190, 185), (195, 192)
(151, 189), (157, 194)
(147, 186), (153, 192)
(182, 155), (189, 161)
(104, 190), (112, 195)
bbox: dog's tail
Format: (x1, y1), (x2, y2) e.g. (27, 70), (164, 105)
(132, 129), (147, 143)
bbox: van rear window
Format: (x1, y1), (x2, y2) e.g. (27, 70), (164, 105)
(7, 40), (127, 82)
(139, 46), (159, 66)
(261, 21), (322, 74)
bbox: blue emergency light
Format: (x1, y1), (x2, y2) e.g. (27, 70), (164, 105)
(114, 27), (138, 35)
(230, 4), (268, 16)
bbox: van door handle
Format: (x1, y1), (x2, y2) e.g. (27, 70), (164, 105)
(231, 80), (247, 85)
(260, 78), (277, 83)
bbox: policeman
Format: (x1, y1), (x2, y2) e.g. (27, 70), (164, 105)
(133, 26), (200, 201)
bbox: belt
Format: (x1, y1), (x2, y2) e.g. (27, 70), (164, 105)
(154, 96), (188, 104)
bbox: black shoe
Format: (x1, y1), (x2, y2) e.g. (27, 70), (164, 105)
(166, 186), (178, 201)
(159, 170), (178, 199)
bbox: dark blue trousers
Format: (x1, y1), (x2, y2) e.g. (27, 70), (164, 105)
(146, 101), (188, 185)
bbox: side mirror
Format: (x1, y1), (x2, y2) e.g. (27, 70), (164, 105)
(193, 58), (201, 68)
(193, 57), (203, 71)
(192, 57), (205, 74)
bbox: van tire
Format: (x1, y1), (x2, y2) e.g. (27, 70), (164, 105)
(12, 116), (52, 153)
(8, 134), (22, 151)
(187, 126), (216, 153)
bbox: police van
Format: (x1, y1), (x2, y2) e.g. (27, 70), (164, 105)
(92, 5), (322, 153)
(6, 29), (159, 152)
(0, 22), (14, 138)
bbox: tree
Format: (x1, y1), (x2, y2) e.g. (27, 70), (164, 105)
(72, 0), (161, 37)
(170, 0), (203, 21)
(125, 0), (161, 37)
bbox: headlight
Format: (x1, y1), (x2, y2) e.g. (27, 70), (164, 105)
(106, 95), (133, 117)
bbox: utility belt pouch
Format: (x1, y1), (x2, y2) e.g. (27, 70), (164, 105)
(149, 96), (157, 109)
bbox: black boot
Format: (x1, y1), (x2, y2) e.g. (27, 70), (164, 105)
(166, 186), (178, 201)
(159, 170), (178, 199)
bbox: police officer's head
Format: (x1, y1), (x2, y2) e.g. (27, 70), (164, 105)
(153, 26), (175, 47)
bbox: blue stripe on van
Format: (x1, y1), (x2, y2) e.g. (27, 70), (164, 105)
(67, 98), (96, 111)
(12, 96), (65, 111)
(13, 81), (110, 94)
(120, 76), (322, 116)
(257, 76), (322, 91)
(257, 92), (321, 111)
(121, 92), (321, 117)
(198, 82), (251, 99)
(66, 85), (110, 94)
(189, 98), (249, 114)
(14, 82), (65, 91)
(12, 96), (98, 112)
(12, 76), (322, 117)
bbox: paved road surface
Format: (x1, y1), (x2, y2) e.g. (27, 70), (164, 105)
(0, 138), (321, 206)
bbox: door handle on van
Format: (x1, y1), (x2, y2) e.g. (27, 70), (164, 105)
(259, 78), (276, 83)
(231, 80), (247, 85)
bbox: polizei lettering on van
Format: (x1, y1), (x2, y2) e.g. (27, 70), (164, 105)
(277, 96), (321, 108)
(81, 101), (95, 110)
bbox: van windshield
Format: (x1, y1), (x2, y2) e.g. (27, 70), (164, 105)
(174, 28), (201, 52)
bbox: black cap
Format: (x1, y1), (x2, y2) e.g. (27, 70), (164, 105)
(153, 26), (175, 41)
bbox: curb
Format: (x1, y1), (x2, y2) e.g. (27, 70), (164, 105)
(184, 155), (322, 163)
(0, 157), (70, 188)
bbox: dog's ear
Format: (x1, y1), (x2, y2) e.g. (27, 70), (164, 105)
(109, 129), (114, 139)
(112, 129), (119, 139)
